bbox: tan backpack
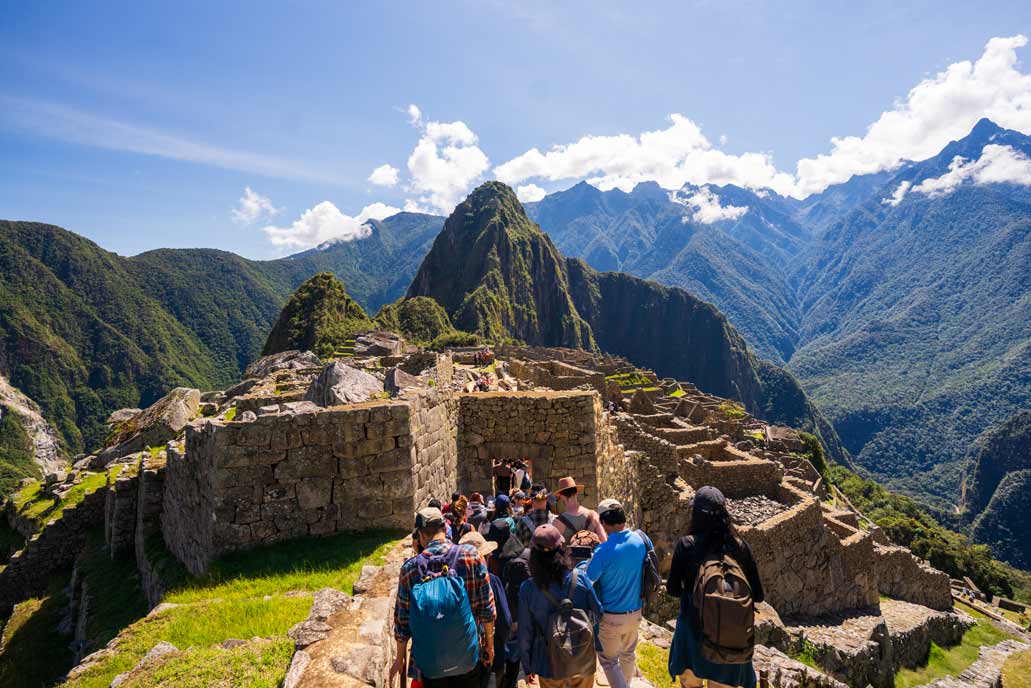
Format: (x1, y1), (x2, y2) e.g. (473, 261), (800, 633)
(692, 548), (755, 664)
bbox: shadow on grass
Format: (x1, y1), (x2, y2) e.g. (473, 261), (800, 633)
(0, 577), (73, 688)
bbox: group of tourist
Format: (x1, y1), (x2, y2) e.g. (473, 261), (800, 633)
(390, 479), (764, 688)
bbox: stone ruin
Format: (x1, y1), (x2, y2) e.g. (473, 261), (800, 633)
(3, 342), (1015, 688)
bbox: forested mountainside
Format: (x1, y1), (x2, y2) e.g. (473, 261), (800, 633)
(406, 182), (843, 458)
(0, 213), (441, 462)
(526, 119), (1031, 522)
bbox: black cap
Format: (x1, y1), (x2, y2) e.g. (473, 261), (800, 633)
(691, 485), (726, 513)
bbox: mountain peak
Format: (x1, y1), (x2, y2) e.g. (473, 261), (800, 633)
(262, 272), (371, 358)
(969, 117), (1003, 139)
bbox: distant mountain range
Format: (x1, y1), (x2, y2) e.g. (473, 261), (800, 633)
(1, 118), (1028, 567)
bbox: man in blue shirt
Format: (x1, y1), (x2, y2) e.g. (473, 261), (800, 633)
(586, 499), (654, 688)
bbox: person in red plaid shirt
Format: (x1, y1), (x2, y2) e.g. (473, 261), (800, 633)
(391, 507), (497, 688)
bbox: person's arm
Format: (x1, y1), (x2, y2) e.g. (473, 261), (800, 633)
(389, 567), (414, 686)
(585, 543), (608, 585)
(666, 537), (690, 598)
(578, 570), (605, 624)
(740, 541), (764, 604)
(589, 511), (608, 542)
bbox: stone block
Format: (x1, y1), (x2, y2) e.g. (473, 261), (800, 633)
(275, 448), (338, 480)
(236, 424), (273, 448)
(296, 478), (333, 510)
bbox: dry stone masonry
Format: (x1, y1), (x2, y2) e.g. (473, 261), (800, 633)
(5, 341), (1006, 687)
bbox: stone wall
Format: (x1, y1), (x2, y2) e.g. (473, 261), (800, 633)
(742, 484), (879, 617)
(105, 467), (139, 557)
(0, 486), (107, 613)
(506, 358), (606, 396)
(136, 456), (171, 608)
(457, 391), (605, 506)
(163, 401), (419, 574)
(873, 543), (952, 611)
(408, 389), (459, 507)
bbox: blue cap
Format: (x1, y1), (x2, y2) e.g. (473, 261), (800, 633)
(495, 494), (511, 511)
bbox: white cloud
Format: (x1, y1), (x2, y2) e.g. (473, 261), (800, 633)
(232, 186), (280, 225)
(0, 95), (341, 184)
(404, 106), (490, 214)
(262, 201), (400, 251)
(882, 180), (912, 207)
(368, 163), (400, 187)
(671, 187), (749, 224)
(516, 184), (547, 202)
(491, 35), (1031, 199)
(908, 144), (1031, 198)
(494, 113), (798, 196)
(794, 35), (1031, 197)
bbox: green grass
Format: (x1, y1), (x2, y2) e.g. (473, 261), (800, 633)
(63, 530), (401, 688)
(669, 389), (686, 398)
(0, 578), (74, 688)
(790, 638), (822, 670)
(893, 620), (1015, 688)
(718, 401), (747, 419)
(11, 467), (117, 527)
(222, 406), (237, 422)
(605, 372), (653, 388)
(637, 641), (673, 686)
(116, 638), (295, 688)
(78, 529), (150, 656)
(1002, 649), (1031, 688)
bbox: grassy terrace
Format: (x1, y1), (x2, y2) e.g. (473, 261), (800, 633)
(57, 529), (402, 688)
(1003, 649), (1031, 687)
(893, 600), (1017, 688)
(605, 371), (654, 388)
(9, 465), (124, 529)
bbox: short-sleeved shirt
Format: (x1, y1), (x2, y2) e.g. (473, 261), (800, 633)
(393, 539), (496, 642)
(586, 528), (654, 613)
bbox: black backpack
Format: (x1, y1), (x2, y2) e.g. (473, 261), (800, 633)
(535, 570), (597, 678)
(636, 530), (663, 603)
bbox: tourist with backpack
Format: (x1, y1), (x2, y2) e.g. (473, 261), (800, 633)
(666, 487), (764, 688)
(518, 524), (603, 688)
(517, 485), (555, 547)
(498, 526), (531, 688)
(553, 477), (607, 544)
(459, 531), (513, 688)
(586, 499), (657, 688)
(449, 496), (475, 543)
(391, 507), (497, 688)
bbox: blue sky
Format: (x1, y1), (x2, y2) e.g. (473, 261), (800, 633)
(2, 1), (1031, 259)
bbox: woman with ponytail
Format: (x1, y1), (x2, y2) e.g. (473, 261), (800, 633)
(667, 486), (764, 688)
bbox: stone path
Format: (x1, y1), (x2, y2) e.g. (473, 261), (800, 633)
(917, 638), (1030, 687)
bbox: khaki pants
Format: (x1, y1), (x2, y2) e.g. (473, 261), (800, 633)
(597, 611), (642, 688)
(539, 675), (594, 688)
(677, 669), (737, 688)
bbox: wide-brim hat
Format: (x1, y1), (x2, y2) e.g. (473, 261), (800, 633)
(460, 531), (499, 557)
(556, 476), (580, 494)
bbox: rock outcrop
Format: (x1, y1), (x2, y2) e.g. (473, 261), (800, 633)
(98, 388), (200, 465)
(304, 362), (384, 407)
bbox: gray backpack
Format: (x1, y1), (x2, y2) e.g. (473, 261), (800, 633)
(537, 570), (597, 678)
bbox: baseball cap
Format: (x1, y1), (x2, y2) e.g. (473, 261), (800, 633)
(691, 485), (726, 513)
(597, 498), (623, 518)
(495, 494), (511, 512)
(531, 523), (565, 551)
(414, 507), (445, 529)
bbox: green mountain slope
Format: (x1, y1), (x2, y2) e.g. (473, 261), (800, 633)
(408, 182), (843, 458)
(789, 119), (1031, 508)
(407, 182), (595, 349)
(965, 411), (1031, 568)
(263, 272), (372, 358)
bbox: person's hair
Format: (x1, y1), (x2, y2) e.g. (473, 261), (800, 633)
(451, 496), (469, 522)
(427, 498), (442, 510)
(419, 523), (446, 539)
(559, 487), (577, 498)
(600, 507), (627, 526)
(451, 492), (461, 503)
(495, 498), (511, 516)
(689, 501), (742, 552)
(530, 545), (571, 588)
(470, 492), (484, 503)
